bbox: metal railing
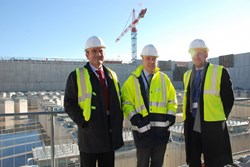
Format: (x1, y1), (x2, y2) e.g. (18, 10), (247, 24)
(0, 111), (65, 167)
(0, 99), (250, 167)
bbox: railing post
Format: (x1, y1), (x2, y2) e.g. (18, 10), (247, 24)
(51, 113), (55, 167)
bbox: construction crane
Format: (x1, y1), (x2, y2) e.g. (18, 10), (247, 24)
(115, 8), (147, 61)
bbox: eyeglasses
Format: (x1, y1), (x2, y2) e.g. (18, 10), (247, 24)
(190, 49), (207, 58)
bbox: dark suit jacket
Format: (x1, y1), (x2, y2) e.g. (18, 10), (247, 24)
(184, 62), (234, 166)
(64, 62), (124, 153)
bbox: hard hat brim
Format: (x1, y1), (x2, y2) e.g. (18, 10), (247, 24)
(141, 55), (159, 58)
(188, 48), (209, 54)
(85, 46), (106, 51)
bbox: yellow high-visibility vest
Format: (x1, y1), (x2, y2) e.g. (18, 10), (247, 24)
(182, 64), (225, 121)
(122, 65), (177, 120)
(76, 67), (120, 121)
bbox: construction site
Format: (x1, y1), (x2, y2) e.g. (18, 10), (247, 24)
(1, 5), (250, 167)
(0, 51), (250, 167)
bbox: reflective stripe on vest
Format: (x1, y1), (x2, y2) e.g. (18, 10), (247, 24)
(122, 65), (177, 119)
(182, 70), (192, 121)
(204, 64), (220, 96)
(132, 123), (151, 133)
(76, 67), (121, 121)
(105, 67), (121, 107)
(150, 121), (170, 127)
(126, 105), (146, 120)
(76, 67), (92, 121)
(182, 64), (225, 121)
(131, 75), (148, 117)
(203, 64), (224, 121)
(160, 73), (167, 103)
(133, 73), (167, 116)
(131, 120), (171, 133)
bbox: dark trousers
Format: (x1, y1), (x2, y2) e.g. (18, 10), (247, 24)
(187, 115), (203, 167)
(80, 151), (114, 167)
(188, 129), (203, 167)
(188, 116), (230, 167)
(136, 143), (167, 167)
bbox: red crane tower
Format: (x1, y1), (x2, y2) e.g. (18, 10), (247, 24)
(115, 8), (147, 61)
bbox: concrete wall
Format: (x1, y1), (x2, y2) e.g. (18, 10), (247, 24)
(0, 59), (141, 92)
(0, 52), (250, 92)
(229, 53), (250, 90)
(0, 60), (82, 91)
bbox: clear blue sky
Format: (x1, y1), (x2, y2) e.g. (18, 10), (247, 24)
(1, 0), (250, 61)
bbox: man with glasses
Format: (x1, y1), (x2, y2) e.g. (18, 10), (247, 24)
(182, 39), (235, 167)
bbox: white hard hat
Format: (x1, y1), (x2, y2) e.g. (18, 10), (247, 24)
(141, 44), (159, 57)
(188, 39), (209, 53)
(85, 36), (106, 50)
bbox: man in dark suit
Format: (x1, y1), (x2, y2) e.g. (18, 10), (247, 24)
(64, 36), (124, 167)
(182, 39), (234, 167)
